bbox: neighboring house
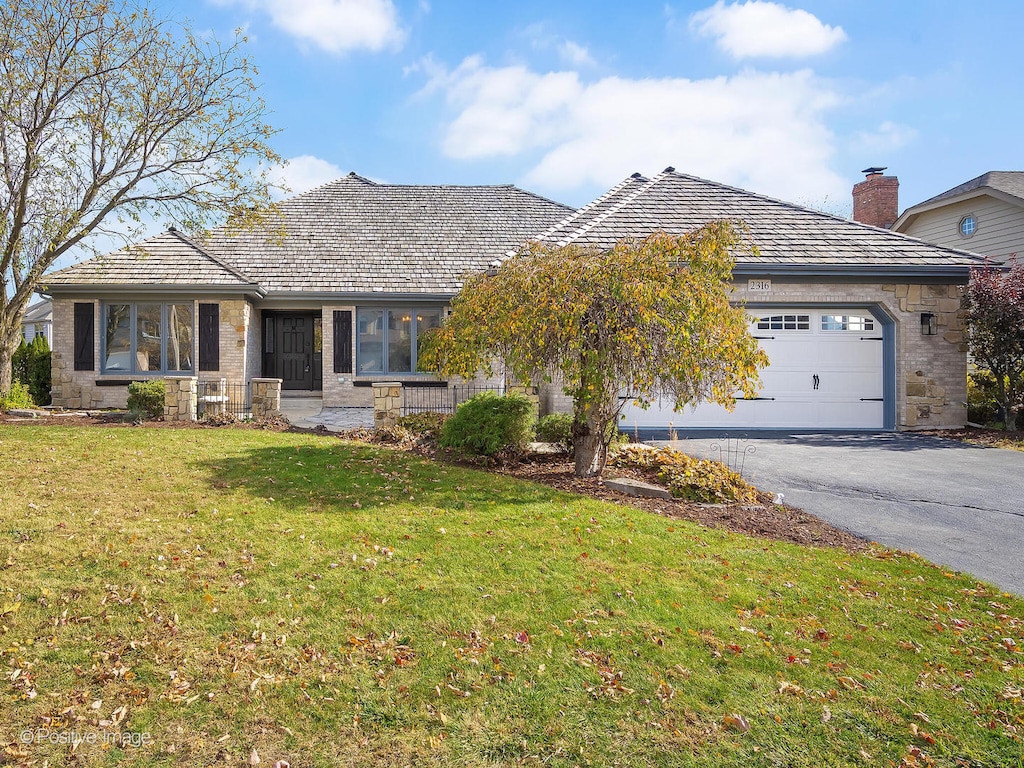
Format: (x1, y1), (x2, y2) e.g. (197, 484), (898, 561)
(43, 167), (982, 433)
(532, 168), (982, 433)
(21, 299), (52, 347)
(893, 171), (1024, 264)
(42, 173), (573, 410)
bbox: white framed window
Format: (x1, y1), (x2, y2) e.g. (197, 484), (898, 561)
(821, 314), (875, 332)
(959, 215), (977, 237)
(755, 314), (810, 331)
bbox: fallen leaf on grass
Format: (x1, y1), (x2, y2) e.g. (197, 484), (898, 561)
(723, 713), (750, 733)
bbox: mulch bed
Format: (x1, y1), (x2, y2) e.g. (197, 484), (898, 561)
(491, 456), (868, 552)
(1, 410), (868, 552)
(919, 426), (1024, 450)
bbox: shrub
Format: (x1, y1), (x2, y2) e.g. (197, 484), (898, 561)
(438, 391), (535, 457)
(968, 370), (1024, 428)
(396, 411), (450, 438)
(535, 413), (573, 448)
(611, 444), (758, 504)
(0, 381), (35, 411)
(12, 336), (51, 406)
(127, 379), (165, 419)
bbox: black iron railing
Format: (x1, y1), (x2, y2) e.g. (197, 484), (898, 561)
(401, 383), (505, 416)
(198, 379), (251, 419)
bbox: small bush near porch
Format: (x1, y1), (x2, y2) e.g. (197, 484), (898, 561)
(0, 426), (1021, 767)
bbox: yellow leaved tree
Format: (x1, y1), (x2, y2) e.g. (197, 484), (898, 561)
(419, 223), (769, 477)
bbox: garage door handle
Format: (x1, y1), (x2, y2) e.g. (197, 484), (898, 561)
(754, 335), (775, 340)
(860, 336), (884, 341)
(743, 397), (776, 401)
(813, 374), (820, 390)
(860, 398), (884, 401)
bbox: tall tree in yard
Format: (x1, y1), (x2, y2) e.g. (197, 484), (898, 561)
(0, 0), (280, 394)
(962, 260), (1024, 430)
(420, 224), (769, 477)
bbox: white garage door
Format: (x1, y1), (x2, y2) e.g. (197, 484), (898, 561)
(621, 309), (885, 431)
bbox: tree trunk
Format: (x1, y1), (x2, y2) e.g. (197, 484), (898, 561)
(0, 323), (19, 395)
(572, 399), (614, 478)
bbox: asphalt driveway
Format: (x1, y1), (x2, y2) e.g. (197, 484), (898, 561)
(665, 433), (1024, 595)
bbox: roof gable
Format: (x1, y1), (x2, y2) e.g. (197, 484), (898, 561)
(894, 171), (1024, 232)
(536, 168), (983, 272)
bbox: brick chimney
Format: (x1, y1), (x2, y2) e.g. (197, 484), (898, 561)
(852, 167), (899, 228)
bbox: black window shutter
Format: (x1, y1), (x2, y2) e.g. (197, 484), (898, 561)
(73, 302), (95, 371)
(333, 310), (352, 374)
(198, 303), (219, 371)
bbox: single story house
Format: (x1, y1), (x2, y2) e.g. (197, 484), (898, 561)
(892, 171), (1024, 264)
(43, 167), (982, 433)
(42, 173), (573, 410)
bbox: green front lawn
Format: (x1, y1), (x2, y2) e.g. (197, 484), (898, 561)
(0, 426), (1021, 767)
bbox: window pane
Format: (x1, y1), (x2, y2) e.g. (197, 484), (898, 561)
(357, 309), (384, 373)
(104, 304), (132, 371)
(388, 310), (412, 372)
(167, 304), (193, 371)
(136, 304), (162, 372)
(415, 309), (442, 367)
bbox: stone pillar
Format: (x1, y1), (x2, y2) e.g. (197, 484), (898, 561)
(164, 376), (198, 422)
(372, 382), (402, 428)
(251, 378), (283, 418)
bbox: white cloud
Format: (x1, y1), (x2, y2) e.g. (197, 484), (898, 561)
(689, 1), (847, 59)
(558, 40), (596, 68)
(519, 23), (597, 68)
(224, 0), (405, 54)
(268, 155), (344, 196)
(851, 120), (918, 154)
(422, 57), (848, 205)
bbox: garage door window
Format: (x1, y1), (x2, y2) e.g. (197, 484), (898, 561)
(821, 314), (875, 332)
(755, 314), (810, 331)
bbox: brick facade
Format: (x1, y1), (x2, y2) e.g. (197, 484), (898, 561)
(852, 173), (900, 229)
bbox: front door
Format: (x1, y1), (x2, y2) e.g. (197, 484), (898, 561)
(278, 315), (314, 390)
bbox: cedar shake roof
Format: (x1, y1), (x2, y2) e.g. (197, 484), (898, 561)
(911, 171), (1024, 208)
(45, 229), (257, 288)
(534, 168), (984, 271)
(45, 173), (574, 296)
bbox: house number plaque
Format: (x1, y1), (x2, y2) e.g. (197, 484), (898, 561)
(747, 279), (772, 292)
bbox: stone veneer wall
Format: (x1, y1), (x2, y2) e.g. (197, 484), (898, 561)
(215, 299), (252, 383)
(50, 297), (254, 409)
(538, 280), (968, 431)
(50, 298), (110, 409)
(163, 376), (197, 422)
(251, 378), (282, 418)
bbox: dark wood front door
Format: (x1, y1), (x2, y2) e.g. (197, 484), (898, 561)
(262, 312), (322, 390)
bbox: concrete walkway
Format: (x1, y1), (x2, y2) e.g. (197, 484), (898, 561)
(664, 433), (1024, 595)
(279, 397), (373, 431)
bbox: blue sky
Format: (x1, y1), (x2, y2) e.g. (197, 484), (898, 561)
(141, 1), (1024, 214)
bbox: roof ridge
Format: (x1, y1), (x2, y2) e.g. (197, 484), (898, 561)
(660, 169), (989, 261)
(167, 229), (257, 285)
(533, 172), (650, 245)
(555, 171), (670, 246)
